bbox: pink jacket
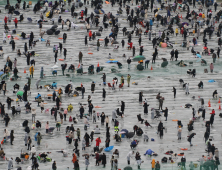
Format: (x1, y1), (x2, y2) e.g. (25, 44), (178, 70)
(64, 109), (68, 114)
(45, 124), (49, 129)
(210, 64), (214, 70)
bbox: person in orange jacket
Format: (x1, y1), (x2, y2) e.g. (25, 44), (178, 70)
(89, 30), (92, 41)
(29, 65), (34, 78)
(13, 18), (18, 28)
(72, 153), (77, 169)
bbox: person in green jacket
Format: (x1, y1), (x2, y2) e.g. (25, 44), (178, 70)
(127, 74), (131, 87)
(155, 161), (160, 170)
(97, 39), (100, 51)
(37, 132), (42, 145)
(120, 76), (124, 85)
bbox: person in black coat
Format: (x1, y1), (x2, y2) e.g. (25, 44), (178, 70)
(204, 131), (209, 143)
(84, 132), (90, 146)
(143, 102), (149, 115)
(30, 32), (34, 42)
(102, 88), (106, 101)
(100, 112), (105, 125)
(106, 127), (110, 138)
(210, 112), (215, 126)
(63, 48), (67, 60)
(91, 82), (95, 93)
(23, 91), (27, 101)
(4, 114), (10, 127)
(63, 33), (67, 43)
(172, 87), (176, 98)
(53, 91), (56, 101)
(158, 121), (163, 134)
(188, 133), (196, 146)
(54, 50), (58, 63)
(121, 101), (125, 115)
(121, 39), (125, 48)
(54, 109), (57, 121)
(56, 97), (60, 110)
(1, 104), (5, 117)
(10, 130), (14, 145)
(170, 49), (175, 61)
(79, 106), (84, 119)
(105, 138), (110, 148)
(175, 49), (179, 61)
(202, 109), (205, 120)
(163, 107), (168, 121)
(26, 52), (30, 65)
(88, 103), (93, 116)
(11, 40), (15, 51)
(7, 97), (12, 110)
(81, 86), (85, 99)
(85, 36), (88, 46)
(101, 153), (106, 167)
(24, 43), (28, 53)
(59, 43), (62, 53)
(139, 92), (143, 103)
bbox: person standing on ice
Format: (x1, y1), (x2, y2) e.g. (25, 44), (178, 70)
(185, 83), (189, 95)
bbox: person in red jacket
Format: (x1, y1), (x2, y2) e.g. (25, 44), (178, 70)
(128, 42), (133, 50)
(13, 18), (18, 28)
(81, 11), (84, 20)
(95, 137), (101, 148)
(4, 16), (8, 25)
(89, 30), (92, 41)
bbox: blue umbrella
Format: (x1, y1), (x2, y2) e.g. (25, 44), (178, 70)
(104, 146), (114, 152)
(0, 71), (4, 76)
(121, 129), (129, 134)
(196, 54), (201, 58)
(106, 60), (118, 63)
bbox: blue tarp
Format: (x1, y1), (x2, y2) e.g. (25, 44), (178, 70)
(208, 79), (216, 83)
(106, 60), (118, 63)
(104, 146), (114, 152)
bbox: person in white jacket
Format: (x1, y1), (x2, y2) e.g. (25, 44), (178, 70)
(105, 116), (109, 128)
(4, 129), (10, 140)
(127, 151), (134, 165)
(30, 145), (36, 155)
(3, 32), (6, 43)
(31, 108), (36, 123)
(40, 101), (44, 113)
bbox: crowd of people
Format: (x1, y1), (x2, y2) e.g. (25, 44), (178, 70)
(0, 0), (222, 169)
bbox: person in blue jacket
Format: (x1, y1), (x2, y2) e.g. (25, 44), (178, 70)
(144, 149), (155, 156)
(35, 93), (41, 100)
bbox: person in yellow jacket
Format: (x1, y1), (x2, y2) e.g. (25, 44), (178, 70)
(29, 65), (34, 78)
(68, 103), (73, 112)
(175, 27), (179, 36)
(202, 13), (205, 19)
(151, 159), (156, 170)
